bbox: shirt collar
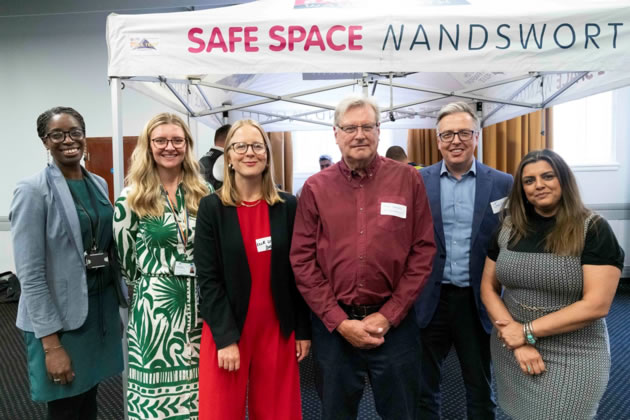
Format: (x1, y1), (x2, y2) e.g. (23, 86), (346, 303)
(339, 154), (381, 180)
(440, 158), (477, 177)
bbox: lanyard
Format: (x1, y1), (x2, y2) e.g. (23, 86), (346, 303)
(69, 178), (101, 251)
(164, 189), (189, 249)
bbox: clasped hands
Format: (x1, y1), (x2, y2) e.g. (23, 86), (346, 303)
(337, 312), (391, 350)
(217, 339), (312, 372)
(495, 319), (546, 376)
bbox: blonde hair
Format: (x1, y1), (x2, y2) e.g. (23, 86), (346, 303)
(218, 119), (284, 207)
(506, 149), (590, 256)
(126, 113), (209, 217)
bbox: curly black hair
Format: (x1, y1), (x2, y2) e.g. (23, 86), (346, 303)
(36, 106), (85, 140)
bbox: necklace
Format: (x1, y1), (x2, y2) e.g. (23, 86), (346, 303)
(240, 199), (262, 208)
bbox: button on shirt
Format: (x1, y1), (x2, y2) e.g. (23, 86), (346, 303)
(440, 159), (476, 287)
(291, 155), (436, 331)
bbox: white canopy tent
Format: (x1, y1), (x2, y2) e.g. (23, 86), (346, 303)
(106, 0), (630, 194)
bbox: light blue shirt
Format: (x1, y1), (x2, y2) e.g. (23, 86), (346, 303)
(440, 159), (476, 287)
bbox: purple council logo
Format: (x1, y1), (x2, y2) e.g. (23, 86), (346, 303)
(130, 38), (158, 50)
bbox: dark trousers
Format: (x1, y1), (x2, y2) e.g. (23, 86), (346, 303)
(419, 284), (496, 420)
(312, 310), (421, 420)
(47, 384), (98, 420)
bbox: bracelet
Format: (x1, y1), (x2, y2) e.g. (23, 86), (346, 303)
(524, 321), (537, 345)
(44, 345), (63, 354)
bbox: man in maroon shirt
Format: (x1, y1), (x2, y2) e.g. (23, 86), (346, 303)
(291, 96), (436, 419)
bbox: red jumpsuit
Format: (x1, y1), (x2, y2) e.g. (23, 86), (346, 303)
(199, 201), (302, 419)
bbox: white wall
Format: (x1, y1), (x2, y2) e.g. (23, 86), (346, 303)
(572, 86), (630, 275)
(0, 10), (215, 271)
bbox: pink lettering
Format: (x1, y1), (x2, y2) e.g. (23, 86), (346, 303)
(206, 27), (228, 52)
(348, 25), (363, 50)
(244, 26), (259, 52)
(327, 25), (346, 51)
(304, 25), (326, 51)
(228, 27), (243, 52)
(269, 25), (286, 51)
(288, 25), (307, 51)
(187, 27), (205, 53)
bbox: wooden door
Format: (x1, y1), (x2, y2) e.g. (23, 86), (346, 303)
(85, 137), (138, 202)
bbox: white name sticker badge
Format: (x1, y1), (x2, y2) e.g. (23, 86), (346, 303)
(380, 202), (407, 219)
(491, 197), (508, 214)
(174, 261), (196, 277)
(256, 236), (272, 253)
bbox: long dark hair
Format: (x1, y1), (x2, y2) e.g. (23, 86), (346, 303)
(506, 149), (590, 256)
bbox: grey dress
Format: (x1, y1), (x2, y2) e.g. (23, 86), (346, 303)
(489, 213), (624, 420)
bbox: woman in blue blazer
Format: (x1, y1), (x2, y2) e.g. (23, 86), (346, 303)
(10, 107), (127, 420)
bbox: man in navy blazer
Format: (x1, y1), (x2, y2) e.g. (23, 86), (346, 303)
(415, 102), (513, 419)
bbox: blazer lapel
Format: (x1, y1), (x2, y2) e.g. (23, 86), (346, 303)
(84, 170), (112, 207)
(471, 162), (492, 245)
(425, 164), (445, 249)
(45, 163), (84, 260)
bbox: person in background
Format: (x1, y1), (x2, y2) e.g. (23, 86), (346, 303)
(10, 106), (126, 420)
(195, 120), (310, 420)
(318, 154), (333, 170)
(481, 149), (623, 419)
(199, 124), (231, 190)
(416, 101), (513, 419)
(113, 112), (211, 419)
(291, 96), (435, 420)
(385, 145), (422, 169)
(296, 154), (334, 199)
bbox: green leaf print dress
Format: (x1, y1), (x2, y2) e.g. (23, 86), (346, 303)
(114, 185), (207, 420)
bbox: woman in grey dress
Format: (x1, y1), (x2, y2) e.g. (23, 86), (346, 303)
(480, 149), (624, 419)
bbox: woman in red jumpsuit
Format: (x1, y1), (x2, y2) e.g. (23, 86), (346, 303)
(194, 119), (311, 420)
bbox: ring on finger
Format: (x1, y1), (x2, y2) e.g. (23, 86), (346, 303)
(53, 378), (61, 383)
(527, 365), (532, 373)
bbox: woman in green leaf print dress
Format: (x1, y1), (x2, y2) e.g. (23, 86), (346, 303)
(113, 113), (211, 419)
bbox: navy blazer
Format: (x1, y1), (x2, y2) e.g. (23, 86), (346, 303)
(415, 160), (512, 333)
(10, 163), (127, 338)
(195, 192), (311, 350)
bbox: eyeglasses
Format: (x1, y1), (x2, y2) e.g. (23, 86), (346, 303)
(437, 130), (476, 143)
(45, 129), (85, 143)
(151, 137), (187, 149)
(336, 123), (380, 135)
(230, 142), (267, 155)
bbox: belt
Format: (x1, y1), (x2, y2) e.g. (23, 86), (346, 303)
(339, 302), (384, 320)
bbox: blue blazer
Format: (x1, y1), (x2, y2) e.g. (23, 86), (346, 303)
(10, 162), (127, 339)
(415, 160), (512, 333)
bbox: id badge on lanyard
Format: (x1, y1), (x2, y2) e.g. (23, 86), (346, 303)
(164, 190), (195, 277)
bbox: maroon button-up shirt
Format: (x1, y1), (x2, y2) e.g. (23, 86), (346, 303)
(291, 155), (436, 332)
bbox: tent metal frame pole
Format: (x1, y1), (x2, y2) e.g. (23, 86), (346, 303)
(193, 79), (355, 116)
(109, 76), (127, 420)
(481, 76), (541, 125)
(162, 78), (196, 115)
(194, 85), (223, 126)
(389, 81), (539, 108)
(111, 77), (125, 198)
(541, 71), (589, 107)
(459, 73), (541, 93)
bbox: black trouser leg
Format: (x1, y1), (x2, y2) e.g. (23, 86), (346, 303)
(47, 384), (98, 420)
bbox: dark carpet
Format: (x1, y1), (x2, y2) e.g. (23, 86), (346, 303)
(1, 282), (629, 419)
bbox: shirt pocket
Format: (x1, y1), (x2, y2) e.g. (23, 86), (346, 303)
(376, 196), (407, 232)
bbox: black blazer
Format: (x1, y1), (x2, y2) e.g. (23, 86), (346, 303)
(194, 192), (311, 349)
